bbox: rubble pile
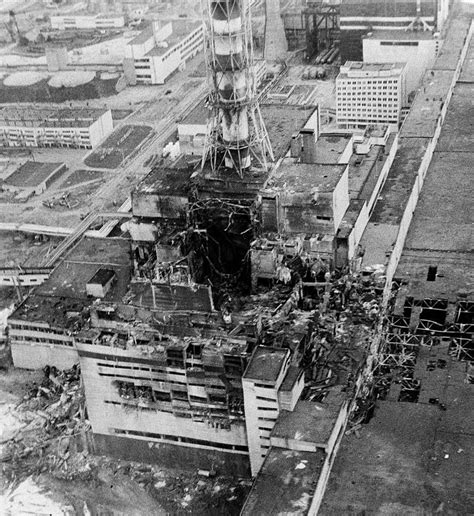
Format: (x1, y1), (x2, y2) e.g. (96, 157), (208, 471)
(1, 365), (91, 483)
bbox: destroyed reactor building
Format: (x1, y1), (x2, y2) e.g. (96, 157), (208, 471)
(6, 0), (474, 514)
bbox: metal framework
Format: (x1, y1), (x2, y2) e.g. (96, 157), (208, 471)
(303, 1), (340, 59)
(201, 0), (274, 177)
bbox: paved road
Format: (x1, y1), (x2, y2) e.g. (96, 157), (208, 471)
(88, 80), (208, 212)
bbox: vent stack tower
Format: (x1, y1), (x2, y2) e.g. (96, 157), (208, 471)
(202, 0), (273, 177)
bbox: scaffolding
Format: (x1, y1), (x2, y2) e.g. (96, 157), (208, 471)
(201, 0), (274, 177)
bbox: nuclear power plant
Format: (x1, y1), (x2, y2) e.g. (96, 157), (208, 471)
(1, 0), (473, 514)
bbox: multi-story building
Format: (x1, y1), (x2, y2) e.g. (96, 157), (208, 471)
(0, 107), (113, 149)
(340, 0), (449, 62)
(336, 62), (407, 129)
(125, 20), (203, 85)
(242, 347), (304, 475)
(50, 14), (125, 31)
(363, 30), (442, 95)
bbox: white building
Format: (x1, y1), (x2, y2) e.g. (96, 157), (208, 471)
(125, 20), (203, 85)
(0, 108), (113, 149)
(242, 346), (304, 476)
(336, 62), (407, 130)
(363, 30), (441, 95)
(50, 14), (125, 31)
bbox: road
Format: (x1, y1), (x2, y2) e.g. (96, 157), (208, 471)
(88, 80), (208, 212)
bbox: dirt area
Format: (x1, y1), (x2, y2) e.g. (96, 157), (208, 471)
(58, 169), (105, 189)
(84, 125), (154, 169)
(0, 366), (251, 515)
(274, 63), (337, 109)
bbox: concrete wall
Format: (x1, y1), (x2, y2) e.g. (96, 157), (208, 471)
(11, 340), (78, 369)
(332, 166), (350, 232)
(243, 351), (290, 477)
(363, 37), (440, 95)
(93, 433), (250, 477)
(78, 348), (249, 467)
(90, 109), (114, 148)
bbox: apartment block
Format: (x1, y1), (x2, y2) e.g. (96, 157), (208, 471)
(336, 62), (407, 129)
(0, 107), (113, 149)
(125, 20), (203, 85)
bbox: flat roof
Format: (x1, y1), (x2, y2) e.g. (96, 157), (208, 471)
(179, 100), (209, 126)
(243, 346), (288, 383)
(313, 134), (352, 164)
(395, 42), (474, 301)
(459, 38), (474, 82)
(87, 268), (116, 286)
(370, 137), (429, 225)
(0, 107), (108, 128)
(363, 29), (439, 41)
(348, 135), (396, 200)
(401, 152), (472, 255)
(144, 20), (202, 56)
(436, 84), (474, 152)
(433, 7), (473, 71)
(133, 157), (194, 196)
(261, 104), (318, 161)
(272, 388), (346, 446)
(401, 69), (453, 138)
(241, 448), (326, 516)
(339, 61), (405, 78)
(4, 161), (64, 188)
(268, 161), (347, 193)
(321, 354), (473, 514)
(340, 0), (436, 18)
(34, 238), (131, 302)
(128, 26), (153, 46)
(179, 103), (319, 162)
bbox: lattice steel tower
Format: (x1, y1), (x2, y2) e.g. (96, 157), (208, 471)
(202, 0), (274, 177)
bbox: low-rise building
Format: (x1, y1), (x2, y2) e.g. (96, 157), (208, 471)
(336, 62), (407, 130)
(50, 14), (125, 31)
(2, 161), (66, 197)
(125, 20), (203, 85)
(0, 107), (113, 149)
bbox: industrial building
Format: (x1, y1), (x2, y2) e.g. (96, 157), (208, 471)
(0, 107), (113, 149)
(50, 14), (125, 31)
(340, 0), (450, 62)
(362, 30), (442, 95)
(125, 20), (204, 85)
(336, 62), (407, 129)
(3, 1), (473, 514)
